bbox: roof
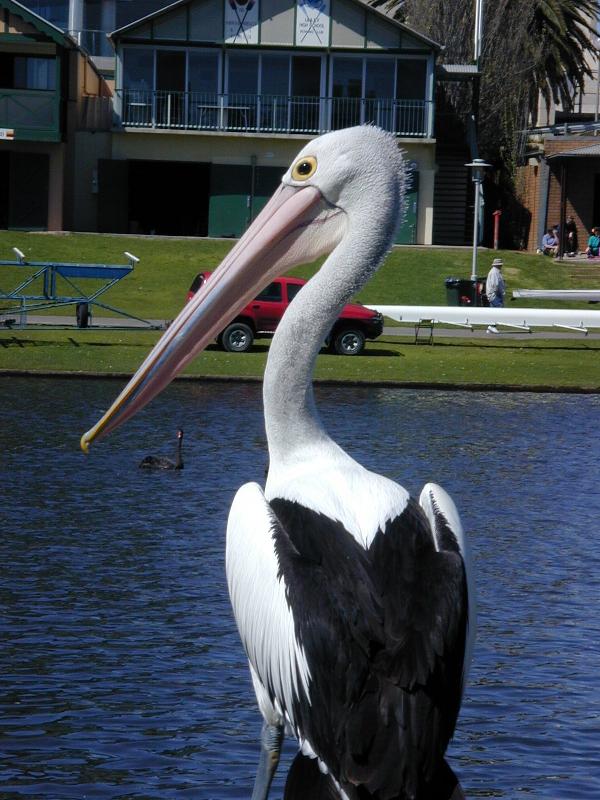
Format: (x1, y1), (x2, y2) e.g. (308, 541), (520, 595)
(109, 0), (442, 50)
(547, 144), (600, 159)
(0, 0), (75, 47)
(436, 64), (480, 81)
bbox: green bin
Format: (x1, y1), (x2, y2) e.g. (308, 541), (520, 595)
(445, 277), (488, 306)
(444, 277), (461, 305)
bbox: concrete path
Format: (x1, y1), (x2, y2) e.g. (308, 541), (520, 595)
(5, 315), (600, 341)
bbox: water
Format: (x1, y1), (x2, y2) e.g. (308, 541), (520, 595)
(1, 377), (599, 799)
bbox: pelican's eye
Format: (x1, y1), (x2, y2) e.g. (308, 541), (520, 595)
(291, 156), (317, 181)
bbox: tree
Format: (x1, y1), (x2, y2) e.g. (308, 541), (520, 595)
(371, 0), (598, 171)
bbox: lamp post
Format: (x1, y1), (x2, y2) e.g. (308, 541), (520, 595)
(465, 159), (491, 296)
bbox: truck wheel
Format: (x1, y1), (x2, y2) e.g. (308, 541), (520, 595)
(221, 322), (254, 352)
(332, 328), (365, 355)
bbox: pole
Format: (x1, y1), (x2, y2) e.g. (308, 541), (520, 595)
(474, 0), (485, 66)
(493, 209), (502, 250)
(471, 181), (481, 282)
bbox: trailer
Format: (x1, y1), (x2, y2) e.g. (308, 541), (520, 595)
(0, 248), (160, 329)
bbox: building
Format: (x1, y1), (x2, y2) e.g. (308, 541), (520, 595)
(8, 0), (445, 242)
(517, 4), (600, 252)
(96, 0), (440, 243)
(0, 0), (111, 230)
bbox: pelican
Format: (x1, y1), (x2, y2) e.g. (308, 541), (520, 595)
(81, 126), (475, 799)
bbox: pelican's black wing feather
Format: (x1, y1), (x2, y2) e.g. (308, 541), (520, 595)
(269, 496), (468, 799)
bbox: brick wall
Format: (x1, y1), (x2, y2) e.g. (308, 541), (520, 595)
(518, 137), (600, 252)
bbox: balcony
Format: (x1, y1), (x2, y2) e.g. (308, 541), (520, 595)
(0, 89), (60, 142)
(116, 90), (433, 138)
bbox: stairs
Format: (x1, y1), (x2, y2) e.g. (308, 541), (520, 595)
(433, 144), (472, 245)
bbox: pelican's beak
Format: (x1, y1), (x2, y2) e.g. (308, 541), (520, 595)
(81, 183), (329, 452)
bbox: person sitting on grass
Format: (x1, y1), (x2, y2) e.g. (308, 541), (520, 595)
(586, 227), (600, 258)
(541, 228), (559, 256)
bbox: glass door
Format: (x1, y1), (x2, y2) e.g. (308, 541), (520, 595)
(365, 59), (395, 131)
(260, 54), (290, 131)
(331, 58), (362, 129)
(188, 51), (220, 129)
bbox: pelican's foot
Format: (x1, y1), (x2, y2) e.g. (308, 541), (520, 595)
(250, 722), (285, 800)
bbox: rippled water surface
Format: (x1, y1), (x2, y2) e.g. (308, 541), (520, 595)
(1, 377), (600, 799)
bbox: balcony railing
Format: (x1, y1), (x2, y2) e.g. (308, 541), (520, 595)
(116, 91), (433, 137)
(0, 89), (60, 141)
(70, 29), (113, 58)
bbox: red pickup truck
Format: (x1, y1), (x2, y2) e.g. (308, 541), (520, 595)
(187, 272), (383, 355)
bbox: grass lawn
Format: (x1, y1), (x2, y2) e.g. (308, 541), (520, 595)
(1, 231), (600, 390)
(2, 328), (599, 391)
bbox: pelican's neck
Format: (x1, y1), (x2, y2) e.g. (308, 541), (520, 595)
(263, 218), (389, 469)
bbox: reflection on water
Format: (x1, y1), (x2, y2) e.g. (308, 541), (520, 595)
(1, 377), (599, 799)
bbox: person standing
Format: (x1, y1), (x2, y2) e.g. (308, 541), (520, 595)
(486, 257), (505, 334)
(486, 258), (505, 307)
(565, 216), (578, 256)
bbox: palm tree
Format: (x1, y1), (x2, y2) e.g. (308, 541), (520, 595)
(371, 0), (598, 152)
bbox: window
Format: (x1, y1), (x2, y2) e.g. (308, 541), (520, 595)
(24, 0), (68, 29)
(256, 282), (282, 302)
(0, 56), (56, 91)
(365, 59), (395, 129)
(286, 283), (304, 302)
(189, 52), (219, 94)
(261, 54), (289, 96)
(396, 59), (428, 134)
(228, 52), (259, 95)
(396, 59), (427, 100)
(122, 49), (153, 91)
(332, 58), (362, 128)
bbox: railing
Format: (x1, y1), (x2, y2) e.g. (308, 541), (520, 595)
(116, 90), (433, 137)
(0, 89), (59, 139)
(70, 29), (113, 58)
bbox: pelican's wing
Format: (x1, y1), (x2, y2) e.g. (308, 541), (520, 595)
(226, 482), (312, 734)
(418, 481), (476, 691)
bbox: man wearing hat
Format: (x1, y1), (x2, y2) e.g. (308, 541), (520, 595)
(486, 258), (505, 308)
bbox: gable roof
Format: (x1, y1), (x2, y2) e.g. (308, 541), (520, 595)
(547, 144), (600, 159)
(109, 0), (442, 50)
(0, 0), (75, 47)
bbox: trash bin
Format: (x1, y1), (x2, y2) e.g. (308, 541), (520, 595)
(445, 277), (461, 305)
(445, 277), (488, 306)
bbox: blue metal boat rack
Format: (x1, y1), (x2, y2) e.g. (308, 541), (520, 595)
(0, 247), (161, 329)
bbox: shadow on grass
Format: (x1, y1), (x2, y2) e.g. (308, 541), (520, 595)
(0, 336), (152, 349)
(427, 339), (600, 353)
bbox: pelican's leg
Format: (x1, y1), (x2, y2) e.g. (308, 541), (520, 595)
(250, 722), (284, 800)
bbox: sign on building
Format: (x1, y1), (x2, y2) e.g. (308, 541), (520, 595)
(0, 128), (15, 141)
(296, 0), (330, 46)
(224, 0), (259, 44)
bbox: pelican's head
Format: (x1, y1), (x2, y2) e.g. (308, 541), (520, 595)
(283, 125), (404, 218)
(81, 126), (405, 452)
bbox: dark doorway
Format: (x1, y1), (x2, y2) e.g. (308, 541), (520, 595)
(0, 152), (49, 230)
(593, 174), (600, 229)
(156, 50), (186, 126)
(292, 56), (321, 131)
(128, 160), (210, 236)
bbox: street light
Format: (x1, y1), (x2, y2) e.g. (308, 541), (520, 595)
(465, 158), (491, 290)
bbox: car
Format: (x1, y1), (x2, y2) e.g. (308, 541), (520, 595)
(186, 272), (383, 355)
